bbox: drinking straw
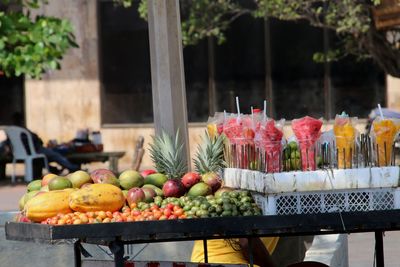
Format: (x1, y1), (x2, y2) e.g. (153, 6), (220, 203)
(377, 104), (384, 119)
(263, 100), (267, 121)
(251, 106), (254, 128)
(236, 96), (241, 122)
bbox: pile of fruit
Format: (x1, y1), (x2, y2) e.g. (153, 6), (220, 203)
(16, 131), (262, 225)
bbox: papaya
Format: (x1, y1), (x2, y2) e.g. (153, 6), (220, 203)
(69, 184), (125, 212)
(24, 189), (73, 222)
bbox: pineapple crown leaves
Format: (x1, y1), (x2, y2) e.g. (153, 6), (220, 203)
(148, 129), (188, 179)
(194, 131), (226, 174)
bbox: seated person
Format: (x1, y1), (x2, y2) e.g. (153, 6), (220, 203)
(191, 237), (279, 267)
(3, 113), (80, 177)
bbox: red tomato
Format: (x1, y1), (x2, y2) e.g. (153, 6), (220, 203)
(168, 215), (177, 220)
(159, 215), (167, 220)
(163, 209), (172, 217)
(173, 208), (184, 217)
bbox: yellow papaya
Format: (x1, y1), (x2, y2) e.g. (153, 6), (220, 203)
(69, 183), (125, 212)
(24, 190), (73, 222)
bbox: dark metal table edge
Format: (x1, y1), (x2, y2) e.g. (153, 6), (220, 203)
(6, 210), (400, 245)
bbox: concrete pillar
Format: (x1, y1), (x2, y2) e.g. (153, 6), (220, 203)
(387, 75), (400, 111)
(147, 0), (190, 166)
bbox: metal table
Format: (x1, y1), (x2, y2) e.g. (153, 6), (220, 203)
(6, 210), (400, 267)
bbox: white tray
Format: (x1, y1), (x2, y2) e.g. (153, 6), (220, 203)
(222, 167), (400, 194)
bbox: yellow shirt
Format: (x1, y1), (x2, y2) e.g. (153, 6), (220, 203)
(191, 237), (279, 265)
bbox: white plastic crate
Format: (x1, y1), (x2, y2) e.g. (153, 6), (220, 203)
(252, 187), (400, 215)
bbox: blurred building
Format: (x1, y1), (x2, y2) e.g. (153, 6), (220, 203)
(0, 0), (398, 170)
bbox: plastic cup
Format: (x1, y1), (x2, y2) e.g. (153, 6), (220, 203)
(372, 119), (400, 166)
(334, 123), (356, 169)
(298, 138), (319, 171)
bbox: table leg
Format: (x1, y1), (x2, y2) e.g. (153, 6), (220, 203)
(248, 238), (254, 267)
(109, 240), (125, 267)
(109, 157), (118, 174)
(0, 162), (6, 181)
(203, 239), (208, 263)
(375, 231), (384, 267)
(74, 240), (82, 267)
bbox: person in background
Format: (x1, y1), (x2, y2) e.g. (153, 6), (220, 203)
(191, 237), (279, 267)
(6, 112), (79, 176)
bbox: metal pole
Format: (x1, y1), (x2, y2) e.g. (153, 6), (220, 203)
(74, 240), (82, 267)
(248, 238), (254, 267)
(375, 231), (385, 267)
(203, 239), (208, 263)
(147, 0), (190, 166)
(208, 36), (217, 116)
(264, 15), (274, 117)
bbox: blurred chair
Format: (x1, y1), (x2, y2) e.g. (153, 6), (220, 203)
(132, 136), (144, 171)
(5, 126), (49, 183)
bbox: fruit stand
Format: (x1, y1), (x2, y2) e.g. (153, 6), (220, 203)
(6, 100), (400, 267)
(6, 210), (400, 267)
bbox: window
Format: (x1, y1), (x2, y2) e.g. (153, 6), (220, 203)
(99, 0), (153, 124)
(98, 1), (386, 125)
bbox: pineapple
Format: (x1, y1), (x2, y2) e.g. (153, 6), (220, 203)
(194, 132), (225, 192)
(194, 131), (226, 174)
(148, 130), (187, 179)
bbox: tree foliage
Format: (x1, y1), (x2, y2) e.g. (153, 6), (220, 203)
(118, 0), (400, 77)
(0, 0), (78, 78)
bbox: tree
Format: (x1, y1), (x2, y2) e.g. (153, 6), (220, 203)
(0, 0), (78, 78)
(122, 0), (400, 78)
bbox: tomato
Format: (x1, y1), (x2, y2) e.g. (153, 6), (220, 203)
(122, 206), (131, 213)
(168, 215), (177, 220)
(97, 211), (106, 219)
(163, 209), (172, 217)
(150, 204), (159, 211)
(159, 215), (167, 220)
(131, 210), (141, 216)
(79, 214), (89, 224)
(153, 211), (162, 220)
(167, 203), (174, 210)
(136, 216), (145, 221)
(178, 214), (187, 219)
(173, 208), (184, 217)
